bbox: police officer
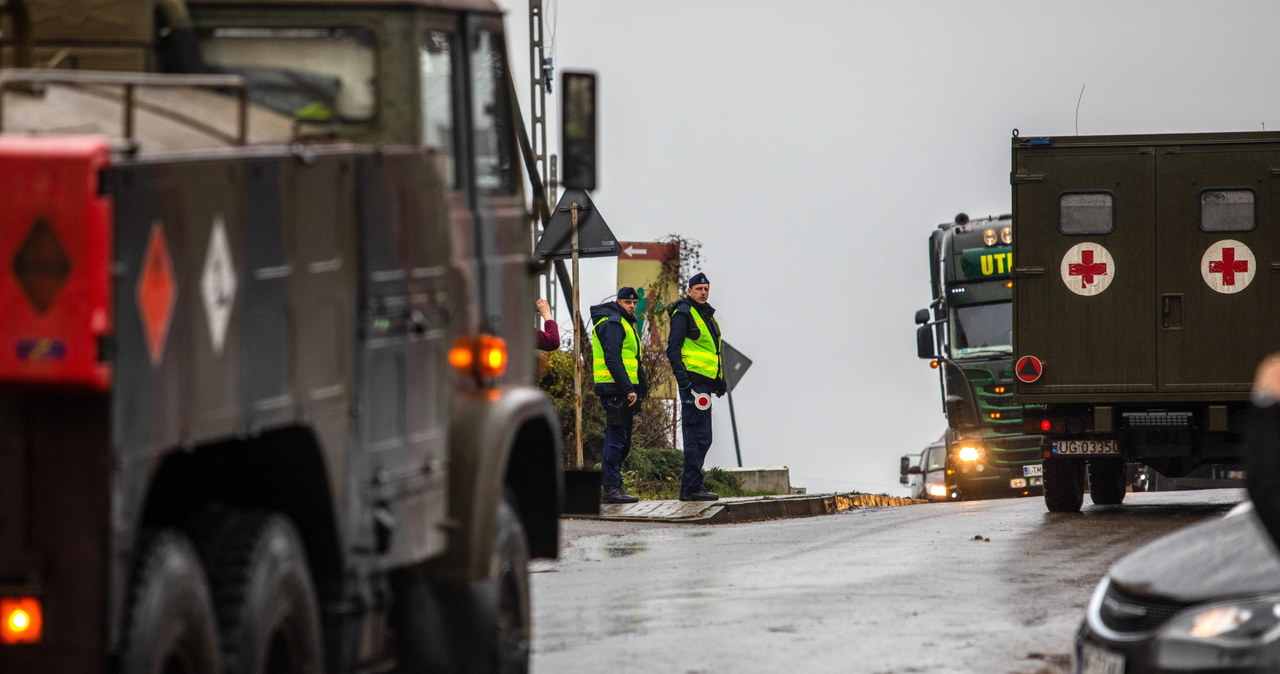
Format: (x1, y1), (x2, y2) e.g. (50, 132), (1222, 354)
(666, 272), (725, 501)
(591, 287), (647, 504)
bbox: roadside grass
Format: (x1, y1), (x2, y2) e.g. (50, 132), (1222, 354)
(609, 447), (747, 500)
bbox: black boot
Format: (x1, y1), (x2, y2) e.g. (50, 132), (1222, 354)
(603, 488), (639, 504)
(679, 490), (719, 502)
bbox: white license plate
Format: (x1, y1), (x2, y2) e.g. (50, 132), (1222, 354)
(1055, 440), (1119, 456)
(1079, 642), (1124, 674)
(1023, 464), (1043, 477)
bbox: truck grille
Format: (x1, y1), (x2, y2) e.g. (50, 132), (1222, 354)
(1099, 582), (1189, 633)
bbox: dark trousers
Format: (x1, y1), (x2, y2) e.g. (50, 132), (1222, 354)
(680, 384), (713, 495)
(600, 395), (633, 490)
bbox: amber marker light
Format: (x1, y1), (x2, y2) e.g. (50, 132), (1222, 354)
(988, 412), (1002, 420)
(450, 335), (508, 379)
(1, 596), (43, 645)
(993, 386), (1006, 394)
(929, 360), (939, 369)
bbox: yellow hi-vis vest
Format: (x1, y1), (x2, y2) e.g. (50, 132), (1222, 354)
(681, 307), (722, 379)
(592, 316), (640, 384)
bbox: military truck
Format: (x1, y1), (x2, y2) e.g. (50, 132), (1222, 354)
(1011, 130), (1271, 513)
(0, 1), (569, 671)
(915, 214), (1043, 501)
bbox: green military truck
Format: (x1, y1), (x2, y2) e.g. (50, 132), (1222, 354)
(915, 214), (1043, 501)
(0, 0), (571, 671)
(1011, 130), (1271, 512)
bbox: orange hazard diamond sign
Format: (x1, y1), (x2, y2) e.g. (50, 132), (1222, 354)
(1015, 355), (1043, 383)
(137, 223), (176, 365)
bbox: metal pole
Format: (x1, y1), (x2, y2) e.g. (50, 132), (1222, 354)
(727, 384), (743, 467)
(571, 202), (583, 469)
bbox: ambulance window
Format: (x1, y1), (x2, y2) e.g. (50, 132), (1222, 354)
(1059, 192), (1114, 235)
(470, 28), (515, 194)
(199, 27), (377, 121)
(420, 31), (456, 186)
(1200, 189), (1255, 232)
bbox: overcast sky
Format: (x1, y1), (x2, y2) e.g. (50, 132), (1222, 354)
(497, 0), (1280, 495)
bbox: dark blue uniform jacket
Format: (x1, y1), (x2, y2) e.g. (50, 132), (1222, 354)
(665, 297), (725, 393)
(590, 301), (647, 397)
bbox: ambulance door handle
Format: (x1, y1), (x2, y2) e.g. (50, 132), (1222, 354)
(1162, 294), (1183, 329)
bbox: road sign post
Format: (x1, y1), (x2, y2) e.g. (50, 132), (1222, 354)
(721, 341), (752, 467)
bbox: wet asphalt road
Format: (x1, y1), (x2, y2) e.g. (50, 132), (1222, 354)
(530, 489), (1246, 674)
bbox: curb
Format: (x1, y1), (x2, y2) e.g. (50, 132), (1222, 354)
(572, 492), (927, 525)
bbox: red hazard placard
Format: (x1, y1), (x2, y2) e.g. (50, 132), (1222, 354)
(1015, 355), (1043, 383)
(137, 222), (176, 365)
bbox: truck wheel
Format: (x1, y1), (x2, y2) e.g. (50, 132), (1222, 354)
(204, 511), (325, 674)
(1089, 458), (1127, 505)
(1043, 456), (1084, 513)
(388, 567), (454, 672)
(120, 530), (221, 674)
(436, 493), (531, 673)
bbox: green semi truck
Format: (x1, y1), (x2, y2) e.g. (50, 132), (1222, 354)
(915, 213), (1043, 501)
(1011, 131), (1270, 513)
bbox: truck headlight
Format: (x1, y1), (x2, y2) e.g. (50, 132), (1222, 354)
(1154, 596), (1280, 669)
(958, 446), (981, 462)
(927, 484), (948, 497)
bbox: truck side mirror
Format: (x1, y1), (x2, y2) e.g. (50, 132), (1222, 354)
(916, 325), (936, 360)
(914, 308), (930, 325)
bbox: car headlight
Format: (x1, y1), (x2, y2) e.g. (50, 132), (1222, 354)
(927, 484), (948, 497)
(957, 446), (981, 462)
(1154, 595), (1280, 669)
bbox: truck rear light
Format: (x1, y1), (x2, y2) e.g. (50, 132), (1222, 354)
(0, 596), (42, 645)
(450, 334), (508, 379)
(0, 135), (113, 390)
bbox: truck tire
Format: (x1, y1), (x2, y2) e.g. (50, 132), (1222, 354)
(436, 493), (531, 673)
(1043, 456), (1085, 513)
(204, 511), (325, 674)
(1089, 458), (1127, 505)
(120, 530), (221, 674)
(388, 567), (454, 672)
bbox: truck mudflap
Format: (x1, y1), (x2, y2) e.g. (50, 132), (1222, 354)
(0, 135), (113, 390)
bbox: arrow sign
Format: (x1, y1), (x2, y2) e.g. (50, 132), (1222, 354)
(622, 245), (648, 258)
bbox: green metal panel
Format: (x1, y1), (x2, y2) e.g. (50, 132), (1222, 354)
(1013, 146), (1157, 395)
(1154, 144), (1280, 392)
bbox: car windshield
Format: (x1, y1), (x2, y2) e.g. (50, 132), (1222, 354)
(949, 302), (1012, 358)
(198, 27), (377, 121)
(924, 445), (947, 471)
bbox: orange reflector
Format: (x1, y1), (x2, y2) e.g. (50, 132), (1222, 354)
(450, 335), (508, 379)
(0, 596), (42, 645)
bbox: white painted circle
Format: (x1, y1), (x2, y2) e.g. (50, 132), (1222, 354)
(201, 216), (237, 355)
(1200, 239), (1255, 294)
(1060, 242), (1115, 296)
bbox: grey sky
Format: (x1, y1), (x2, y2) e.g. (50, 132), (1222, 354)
(498, 0), (1280, 495)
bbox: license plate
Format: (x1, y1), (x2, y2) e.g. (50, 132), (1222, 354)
(1023, 464), (1043, 477)
(1079, 642), (1124, 674)
(1054, 440), (1119, 456)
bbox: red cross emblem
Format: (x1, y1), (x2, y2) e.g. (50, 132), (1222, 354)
(1068, 249), (1108, 288)
(1208, 246), (1248, 286)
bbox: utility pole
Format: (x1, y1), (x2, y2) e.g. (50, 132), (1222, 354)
(528, 0), (557, 308)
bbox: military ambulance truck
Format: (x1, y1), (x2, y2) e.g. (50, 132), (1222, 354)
(915, 214), (1043, 501)
(1011, 131), (1271, 513)
(0, 0), (568, 671)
